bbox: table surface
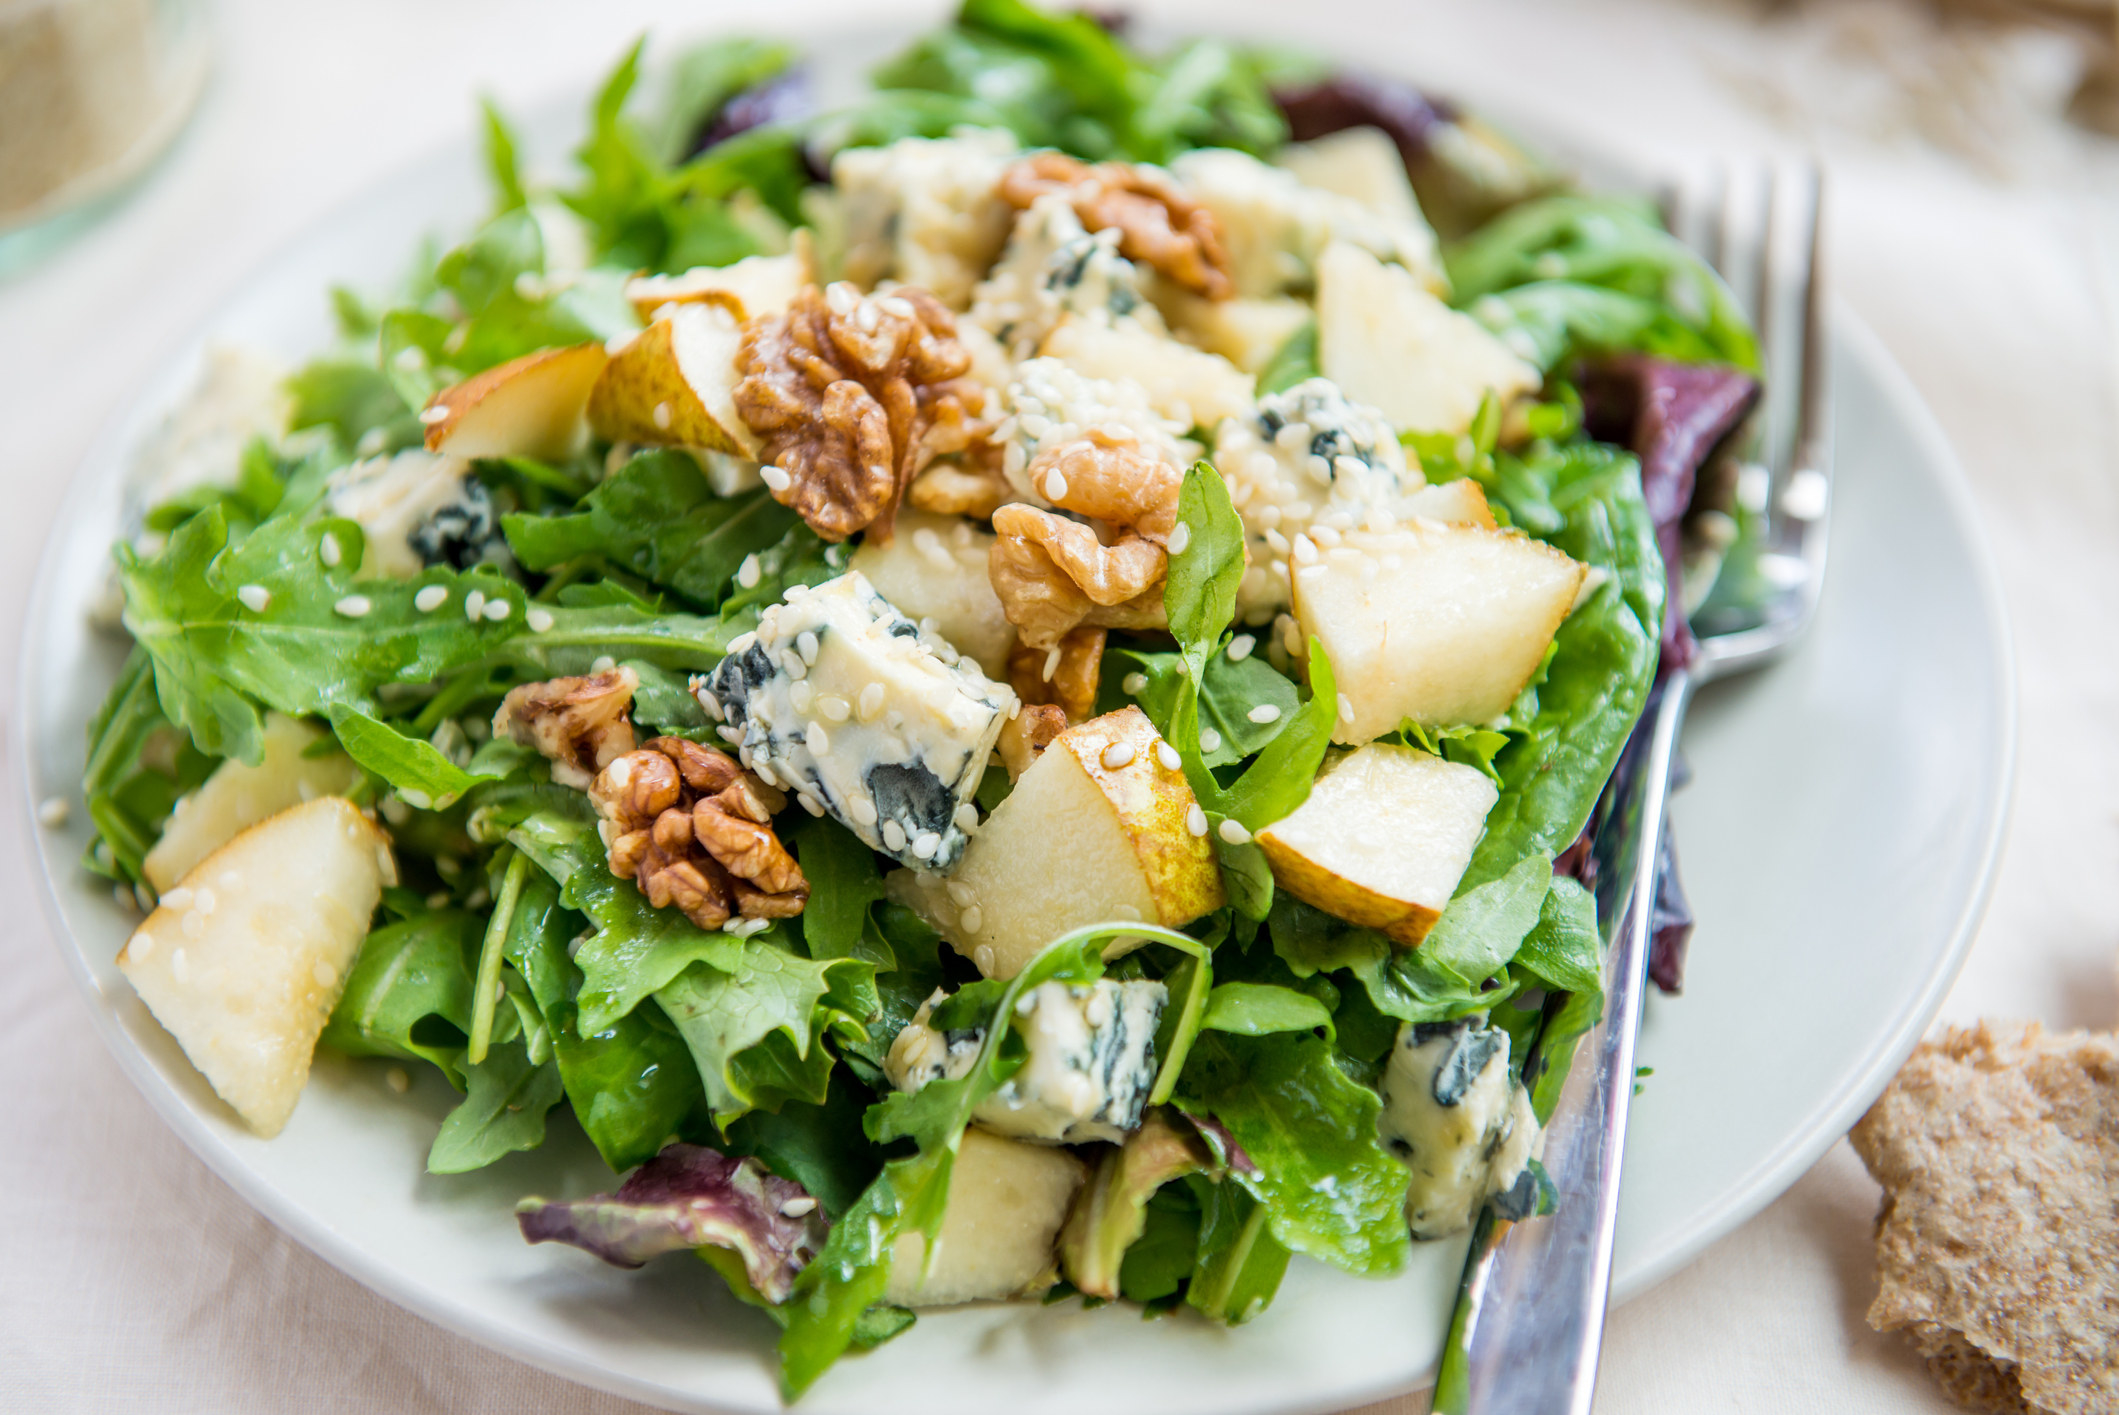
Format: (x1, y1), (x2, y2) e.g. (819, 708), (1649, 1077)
(4, 2), (2114, 1412)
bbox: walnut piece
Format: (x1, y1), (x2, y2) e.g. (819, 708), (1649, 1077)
(493, 668), (640, 790)
(589, 736), (807, 930)
(988, 432), (1199, 651)
(997, 704), (1069, 781)
(734, 282), (986, 543)
(1008, 626), (1106, 724)
(1000, 152), (1234, 301)
(908, 459), (1008, 519)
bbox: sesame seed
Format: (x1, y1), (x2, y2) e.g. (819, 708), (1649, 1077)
(717, 725), (743, 744)
(1166, 522), (1191, 555)
(591, 655), (616, 673)
(237, 585), (271, 613)
(789, 680), (815, 715)
(796, 631), (819, 666)
(1121, 672), (1148, 695)
(857, 683), (886, 721)
(761, 464), (792, 493)
(850, 795), (879, 826)
(1199, 727), (1223, 753)
(180, 910), (202, 939)
(818, 694), (850, 722)
(953, 802), (979, 833)
(1042, 646), (1061, 682)
(418, 405), (451, 425)
(780, 1196), (818, 1218)
(464, 589), (486, 621)
(526, 607), (554, 633)
(1218, 818), (1252, 845)
(1338, 694), (1356, 723)
(1265, 528), (1291, 555)
(161, 887), (194, 911)
(170, 946), (189, 980)
(379, 798), (410, 825)
(798, 792), (825, 817)
(1187, 805), (1208, 837)
(319, 532), (342, 567)
(1292, 535), (1318, 564)
(334, 595), (372, 618)
(426, 890), (450, 908)
(781, 648), (808, 681)
(1227, 634), (1255, 662)
(414, 585), (448, 613)
(727, 632), (757, 654)
(736, 554), (762, 589)
(386, 1067), (411, 1094)
(36, 796), (68, 828)
(911, 831), (941, 861)
(881, 820), (907, 852)
(959, 904), (985, 934)
(652, 400), (673, 431)
(1156, 741), (1181, 771)
(1247, 704), (1281, 724)
(483, 598), (511, 621)
(312, 959), (337, 987)
(1043, 467), (1069, 502)
(192, 887), (216, 915)
(806, 722), (830, 756)
(400, 788), (433, 810)
(752, 760), (780, 788)
(1101, 741), (1136, 770)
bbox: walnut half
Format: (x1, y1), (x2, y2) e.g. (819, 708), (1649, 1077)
(1000, 152), (1234, 301)
(590, 736), (807, 930)
(734, 282), (986, 544)
(493, 668), (640, 790)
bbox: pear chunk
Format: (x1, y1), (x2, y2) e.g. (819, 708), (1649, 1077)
(884, 1127), (1087, 1307)
(422, 342), (608, 462)
(1291, 522), (1585, 740)
(623, 251), (809, 323)
(1316, 241), (1539, 435)
(118, 797), (398, 1136)
(890, 707), (1222, 979)
(143, 713), (361, 891)
(586, 303), (759, 457)
(1401, 476), (1497, 529)
(1258, 743), (1496, 946)
(1277, 127), (1431, 232)
(1153, 289), (1312, 375)
(848, 508), (1013, 678)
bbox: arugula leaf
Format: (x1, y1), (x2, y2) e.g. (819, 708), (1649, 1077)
(1469, 281), (1730, 373)
(1514, 876), (1603, 996)
(427, 1038), (564, 1174)
(1218, 638), (1337, 831)
(654, 943), (875, 1123)
(1266, 894), (1391, 979)
(1174, 1030), (1410, 1278)
(1199, 982), (1334, 1041)
(555, 998), (711, 1173)
(328, 704), (499, 806)
(81, 647), (218, 882)
(480, 98), (527, 214)
(503, 454), (799, 608)
(1129, 38), (1286, 163)
(323, 911), (480, 1086)
(650, 36), (798, 163)
(790, 816), (887, 961)
(1119, 1183), (1203, 1305)
(1255, 321), (1319, 396)
(1418, 853), (1553, 988)
(1183, 1175), (1292, 1324)
(285, 360), (414, 451)
(1164, 461), (1247, 663)
(722, 1069), (885, 1220)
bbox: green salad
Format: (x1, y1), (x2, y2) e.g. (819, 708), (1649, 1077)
(83, 0), (1759, 1399)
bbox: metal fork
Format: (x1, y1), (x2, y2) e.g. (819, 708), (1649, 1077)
(1429, 157), (1830, 1415)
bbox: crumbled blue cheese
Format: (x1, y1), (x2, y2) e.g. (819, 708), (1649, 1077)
(705, 571), (1012, 872)
(1214, 377), (1418, 619)
(831, 129), (1020, 310)
(325, 450), (507, 579)
(1170, 147), (1444, 299)
(885, 979), (1168, 1144)
(992, 357), (1199, 504)
(1377, 1018), (1541, 1240)
(971, 190), (1161, 359)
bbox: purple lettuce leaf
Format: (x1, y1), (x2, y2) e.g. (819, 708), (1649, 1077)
(1578, 355), (1761, 673)
(517, 1143), (826, 1303)
(686, 70), (814, 161)
(1647, 824), (1696, 996)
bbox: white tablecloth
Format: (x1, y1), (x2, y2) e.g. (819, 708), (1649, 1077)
(5, 2), (2114, 1411)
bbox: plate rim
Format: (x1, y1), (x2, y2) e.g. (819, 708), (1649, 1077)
(12, 83), (2016, 1415)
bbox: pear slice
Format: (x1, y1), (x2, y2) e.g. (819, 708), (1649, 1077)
(422, 342), (608, 462)
(1257, 743), (1496, 946)
(848, 508), (1013, 677)
(1039, 317), (1257, 428)
(1152, 287), (1312, 375)
(623, 251), (809, 323)
(1317, 241), (1539, 435)
(1291, 521), (1585, 741)
(885, 1126), (1087, 1307)
(1400, 476), (1497, 529)
(890, 706), (1223, 979)
(1277, 127), (1431, 232)
(586, 303), (760, 458)
(118, 797), (398, 1136)
(143, 713), (362, 891)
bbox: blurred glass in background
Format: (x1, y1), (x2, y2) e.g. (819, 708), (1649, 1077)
(0, 0), (209, 273)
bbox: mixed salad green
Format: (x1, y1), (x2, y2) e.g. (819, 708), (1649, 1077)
(83, 0), (1760, 1399)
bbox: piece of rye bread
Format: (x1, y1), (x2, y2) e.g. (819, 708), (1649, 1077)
(1849, 1021), (2119, 1415)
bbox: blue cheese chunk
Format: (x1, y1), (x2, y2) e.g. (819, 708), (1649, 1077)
(325, 450), (507, 579)
(1378, 1018), (1542, 1240)
(705, 571), (1013, 872)
(1215, 377), (1418, 619)
(885, 980), (1168, 1144)
(971, 190), (1161, 359)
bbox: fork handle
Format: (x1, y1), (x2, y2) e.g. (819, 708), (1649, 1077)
(1431, 670), (1693, 1415)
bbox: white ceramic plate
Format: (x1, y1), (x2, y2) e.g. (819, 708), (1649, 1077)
(18, 47), (2011, 1415)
